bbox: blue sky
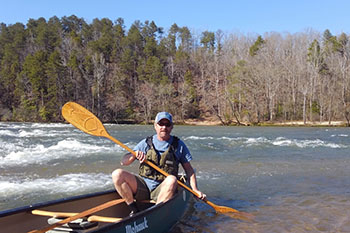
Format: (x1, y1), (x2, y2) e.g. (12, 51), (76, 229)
(1, 0), (350, 35)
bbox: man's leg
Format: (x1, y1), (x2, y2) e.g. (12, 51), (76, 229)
(112, 169), (138, 205)
(155, 175), (178, 204)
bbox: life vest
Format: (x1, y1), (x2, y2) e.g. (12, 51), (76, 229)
(139, 136), (179, 181)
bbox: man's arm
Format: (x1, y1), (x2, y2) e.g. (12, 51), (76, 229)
(182, 162), (206, 200)
(120, 151), (145, 166)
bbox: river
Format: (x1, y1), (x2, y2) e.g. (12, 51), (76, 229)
(1, 122), (350, 232)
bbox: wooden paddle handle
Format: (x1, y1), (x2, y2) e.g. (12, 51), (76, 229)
(106, 135), (136, 155)
(88, 215), (122, 223)
(32, 209), (77, 217)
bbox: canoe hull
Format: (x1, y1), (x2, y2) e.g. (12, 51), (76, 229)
(97, 189), (190, 233)
(0, 188), (191, 233)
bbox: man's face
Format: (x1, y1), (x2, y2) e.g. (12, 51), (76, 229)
(154, 119), (173, 141)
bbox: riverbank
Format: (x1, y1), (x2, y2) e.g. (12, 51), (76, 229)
(1, 119), (348, 127)
(273, 120), (347, 126)
(182, 119), (348, 127)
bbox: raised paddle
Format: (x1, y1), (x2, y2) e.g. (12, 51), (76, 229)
(61, 102), (253, 220)
(28, 198), (124, 233)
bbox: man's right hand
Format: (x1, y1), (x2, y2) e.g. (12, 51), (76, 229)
(135, 151), (146, 163)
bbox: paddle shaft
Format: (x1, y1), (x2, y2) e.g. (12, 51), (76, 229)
(28, 199), (124, 233)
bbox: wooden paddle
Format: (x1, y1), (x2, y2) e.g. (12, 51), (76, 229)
(28, 198), (124, 233)
(32, 209), (123, 223)
(61, 102), (253, 220)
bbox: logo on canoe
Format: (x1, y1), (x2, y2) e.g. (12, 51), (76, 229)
(125, 217), (148, 233)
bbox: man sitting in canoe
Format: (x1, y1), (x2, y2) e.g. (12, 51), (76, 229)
(112, 111), (206, 215)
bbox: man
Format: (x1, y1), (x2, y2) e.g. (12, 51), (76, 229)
(112, 111), (206, 215)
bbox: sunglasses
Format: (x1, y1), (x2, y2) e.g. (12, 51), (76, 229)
(158, 122), (172, 127)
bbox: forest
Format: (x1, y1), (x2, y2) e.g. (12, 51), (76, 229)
(0, 15), (350, 125)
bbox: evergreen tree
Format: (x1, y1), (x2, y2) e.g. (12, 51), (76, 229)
(249, 35), (265, 56)
(0, 23), (27, 116)
(200, 31), (215, 51)
(45, 50), (64, 121)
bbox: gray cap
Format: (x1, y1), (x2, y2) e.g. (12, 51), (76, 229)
(155, 112), (173, 124)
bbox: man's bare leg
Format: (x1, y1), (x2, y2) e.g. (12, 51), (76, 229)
(112, 169), (137, 205)
(156, 175), (177, 204)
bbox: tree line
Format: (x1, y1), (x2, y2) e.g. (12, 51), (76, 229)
(0, 15), (350, 125)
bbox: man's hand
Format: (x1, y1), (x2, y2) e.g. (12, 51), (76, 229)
(194, 190), (207, 200)
(135, 150), (146, 163)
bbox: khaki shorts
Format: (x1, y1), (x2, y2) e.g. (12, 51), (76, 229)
(134, 176), (178, 202)
(150, 182), (162, 201)
(134, 176), (151, 201)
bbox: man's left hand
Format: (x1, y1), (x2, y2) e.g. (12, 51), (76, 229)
(195, 190), (207, 200)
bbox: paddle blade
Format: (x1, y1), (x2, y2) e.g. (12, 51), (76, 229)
(62, 102), (108, 137)
(206, 200), (238, 213)
(206, 200), (254, 221)
(223, 211), (255, 221)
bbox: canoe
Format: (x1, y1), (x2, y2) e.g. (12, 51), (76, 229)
(0, 186), (191, 233)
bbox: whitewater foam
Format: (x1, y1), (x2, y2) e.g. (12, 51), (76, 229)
(182, 134), (347, 149)
(272, 138), (345, 148)
(0, 173), (112, 197)
(0, 139), (124, 167)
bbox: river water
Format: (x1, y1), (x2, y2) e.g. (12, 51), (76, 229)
(1, 122), (350, 232)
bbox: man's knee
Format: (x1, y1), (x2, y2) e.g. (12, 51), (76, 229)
(112, 169), (125, 184)
(163, 175), (177, 190)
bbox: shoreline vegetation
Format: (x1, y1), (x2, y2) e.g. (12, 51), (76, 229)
(182, 119), (348, 127)
(1, 16), (350, 127)
(0, 119), (348, 127)
(110, 118), (348, 127)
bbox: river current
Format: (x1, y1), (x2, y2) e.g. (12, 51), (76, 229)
(1, 122), (350, 232)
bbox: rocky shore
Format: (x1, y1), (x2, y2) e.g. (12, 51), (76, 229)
(182, 119), (348, 127)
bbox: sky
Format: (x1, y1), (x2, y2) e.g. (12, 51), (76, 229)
(1, 0), (350, 35)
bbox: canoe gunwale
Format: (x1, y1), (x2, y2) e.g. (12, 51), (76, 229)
(0, 189), (116, 218)
(0, 187), (191, 233)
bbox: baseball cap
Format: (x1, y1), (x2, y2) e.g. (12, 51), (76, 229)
(155, 112), (173, 124)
